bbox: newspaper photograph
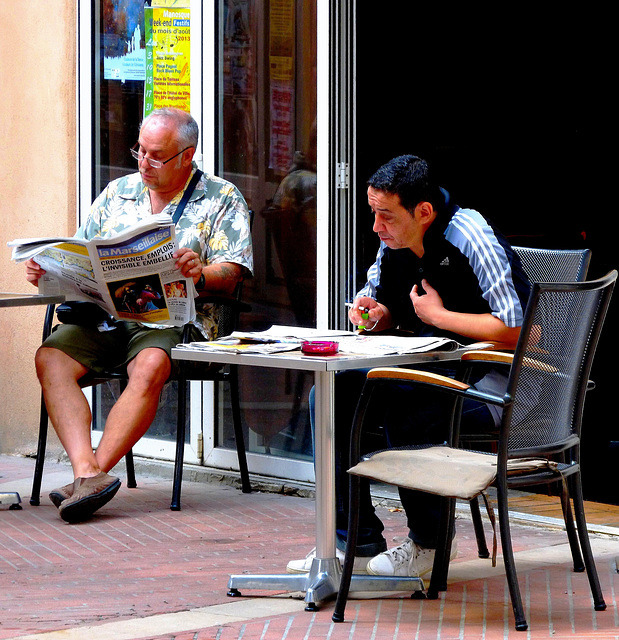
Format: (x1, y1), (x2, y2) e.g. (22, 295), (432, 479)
(9, 214), (196, 327)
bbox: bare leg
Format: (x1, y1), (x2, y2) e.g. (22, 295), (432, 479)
(35, 346), (99, 479)
(94, 347), (171, 472)
(37, 345), (171, 479)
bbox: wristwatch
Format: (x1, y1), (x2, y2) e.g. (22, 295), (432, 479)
(196, 272), (205, 289)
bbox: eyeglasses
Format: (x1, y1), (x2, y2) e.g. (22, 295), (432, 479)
(130, 143), (192, 168)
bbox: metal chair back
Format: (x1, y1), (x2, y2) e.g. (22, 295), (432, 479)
(513, 246), (591, 283)
(504, 271), (616, 457)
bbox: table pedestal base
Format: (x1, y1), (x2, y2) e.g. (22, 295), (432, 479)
(227, 557), (424, 609)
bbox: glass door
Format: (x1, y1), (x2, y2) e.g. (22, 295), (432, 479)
(205, 0), (356, 483)
(84, 0), (205, 464)
(80, 0), (353, 483)
(203, 0), (323, 481)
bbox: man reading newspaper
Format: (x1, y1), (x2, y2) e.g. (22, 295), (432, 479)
(24, 108), (253, 523)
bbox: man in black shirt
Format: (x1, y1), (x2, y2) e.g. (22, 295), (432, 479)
(288, 155), (530, 577)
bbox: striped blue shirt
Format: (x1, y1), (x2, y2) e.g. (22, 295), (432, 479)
(357, 203), (529, 340)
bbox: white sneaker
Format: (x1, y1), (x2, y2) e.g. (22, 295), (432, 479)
(366, 538), (457, 577)
(286, 547), (369, 574)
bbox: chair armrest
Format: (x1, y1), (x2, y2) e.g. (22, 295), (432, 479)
(366, 367), (505, 407)
(367, 367), (471, 391)
(461, 350), (514, 365)
(462, 349), (558, 373)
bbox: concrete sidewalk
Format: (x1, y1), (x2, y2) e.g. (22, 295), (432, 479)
(1, 454), (618, 640)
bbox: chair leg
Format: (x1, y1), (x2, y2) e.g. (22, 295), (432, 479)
(114, 379), (137, 489)
(428, 496), (456, 597)
(229, 365), (251, 493)
(124, 449), (137, 489)
(333, 473), (362, 623)
(171, 371), (188, 511)
(496, 477), (528, 631)
(469, 496), (491, 558)
(560, 477), (584, 572)
(30, 393), (49, 506)
(571, 473), (606, 611)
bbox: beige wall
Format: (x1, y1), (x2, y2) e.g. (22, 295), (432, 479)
(0, 2), (76, 455)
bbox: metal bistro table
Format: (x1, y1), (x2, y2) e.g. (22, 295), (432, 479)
(0, 292), (65, 308)
(0, 292), (65, 510)
(171, 340), (463, 609)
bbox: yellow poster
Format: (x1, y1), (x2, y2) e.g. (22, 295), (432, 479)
(269, 0), (294, 82)
(144, 6), (190, 115)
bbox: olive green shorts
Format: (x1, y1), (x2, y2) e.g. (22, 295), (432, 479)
(42, 321), (201, 377)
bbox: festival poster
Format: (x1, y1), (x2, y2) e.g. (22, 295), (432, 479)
(144, 5), (191, 115)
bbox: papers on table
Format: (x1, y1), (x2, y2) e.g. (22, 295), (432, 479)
(176, 324), (492, 356)
(175, 341), (300, 354)
(338, 335), (465, 355)
(176, 325), (355, 354)
(229, 325), (354, 342)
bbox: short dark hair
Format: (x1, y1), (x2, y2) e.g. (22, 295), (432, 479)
(367, 154), (442, 214)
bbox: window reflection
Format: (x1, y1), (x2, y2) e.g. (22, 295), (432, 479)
(263, 125), (317, 326)
(92, 0), (180, 442)
(91, 0), (318, 464)
(219, 0), (317, 462)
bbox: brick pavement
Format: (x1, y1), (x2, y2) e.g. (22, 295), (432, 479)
(1, 455), (618, 640)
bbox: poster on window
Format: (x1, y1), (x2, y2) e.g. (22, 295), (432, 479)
(269, 0), (295, 173)
(103, 0), (146, 81)
(144, 5), (191, 115)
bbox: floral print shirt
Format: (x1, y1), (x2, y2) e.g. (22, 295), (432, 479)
(77, 168), (253, 338)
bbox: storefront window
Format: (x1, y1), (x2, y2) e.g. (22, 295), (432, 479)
(92, 0), (185, 443)
(89, 0), (319, 469)
(217, 0), (317, 462)
(93, 0), (145, 198)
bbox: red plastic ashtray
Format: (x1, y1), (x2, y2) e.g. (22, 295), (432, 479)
(301, 340), (339, 355)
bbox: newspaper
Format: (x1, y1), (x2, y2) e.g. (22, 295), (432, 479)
(9, 214), (195, 327)
(176, 324), (492, 356)
(224, 326), (489, 355)
(175, 340), (302, 355)
(227, 325), (354, 342)
(337, 335), (478, 355)
(175, 325), (354, 354)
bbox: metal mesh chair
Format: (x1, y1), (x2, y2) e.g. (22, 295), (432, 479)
(333, 270), (616, 631)
(466, 246), (592, 557)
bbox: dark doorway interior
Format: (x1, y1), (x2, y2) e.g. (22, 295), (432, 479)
(355, 8), (618, 503)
